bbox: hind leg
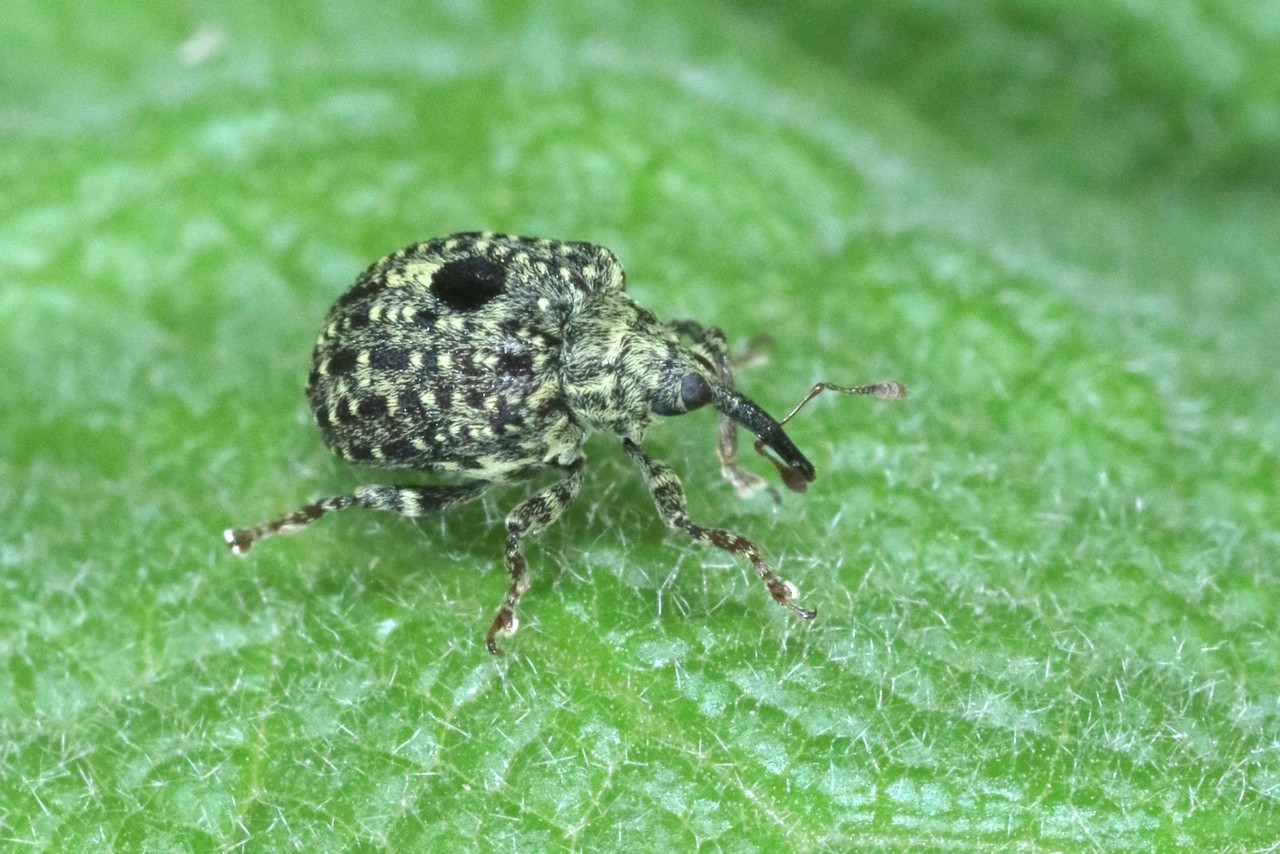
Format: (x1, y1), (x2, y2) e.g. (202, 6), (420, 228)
(224, 481), (491, 554)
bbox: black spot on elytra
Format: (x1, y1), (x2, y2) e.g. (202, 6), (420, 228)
(326, 348), (358, 376)
(432, 256), (505, 312)
(357, 395), (389, 420)
(344, 306), (371, 329)
(397, 390), (423, 419)
(369, 348), (408, 371)
(336, 397), (358, 424)
(493, 396), (526, 432)
(455, 348), (486, 381)
(464, 385), (489, 411)
(414, 307), (437, 328)
(378, 438), (416, 462)
(414, 349), (437, 377)
(496, 350), (534, 380)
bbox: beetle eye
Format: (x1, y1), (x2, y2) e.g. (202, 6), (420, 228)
(680, 372), (713, 411)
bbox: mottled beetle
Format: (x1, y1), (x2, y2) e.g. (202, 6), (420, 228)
(225, 232), (905, 654)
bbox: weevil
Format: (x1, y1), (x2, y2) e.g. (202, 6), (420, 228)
(224, 232), (905, 654)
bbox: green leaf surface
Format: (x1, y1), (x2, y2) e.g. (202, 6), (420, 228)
(3, 0), (1279, 849)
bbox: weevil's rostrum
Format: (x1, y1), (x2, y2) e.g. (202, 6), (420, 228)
(225, 232), (905, 654)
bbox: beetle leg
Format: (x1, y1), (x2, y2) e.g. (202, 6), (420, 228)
(223, 481), (490, 555)
(486, 458), (586, 656)
(623, 439), (815, 622)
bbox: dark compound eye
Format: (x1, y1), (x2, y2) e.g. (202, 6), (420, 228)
(680, 372), (713, 411)
(431, 255), (506, 311)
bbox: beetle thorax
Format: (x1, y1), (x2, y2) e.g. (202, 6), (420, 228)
(559, 296), (683, 439)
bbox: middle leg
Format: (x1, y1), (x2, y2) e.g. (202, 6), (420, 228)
(485, 458), (587, 655)
(623, 438), (816, 622)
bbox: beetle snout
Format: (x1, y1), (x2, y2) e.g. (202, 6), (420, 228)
(753, 425), (815, 493)
(712, 386), (816, 493)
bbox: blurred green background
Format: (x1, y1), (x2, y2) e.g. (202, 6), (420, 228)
(3, 0), (1279, 849)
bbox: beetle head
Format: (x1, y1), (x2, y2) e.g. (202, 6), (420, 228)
(650, 367), (816, 493)
(652, 372), (906, 494)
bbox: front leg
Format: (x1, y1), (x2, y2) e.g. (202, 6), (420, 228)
(486, 458), (587, 655)
(670, 320), (773, 500)
(622, 438), (816, 622)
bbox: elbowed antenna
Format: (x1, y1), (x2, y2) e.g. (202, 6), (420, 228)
(777, 381), (907, 427)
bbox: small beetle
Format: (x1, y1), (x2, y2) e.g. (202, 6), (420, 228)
(225, 232), (904, 654)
